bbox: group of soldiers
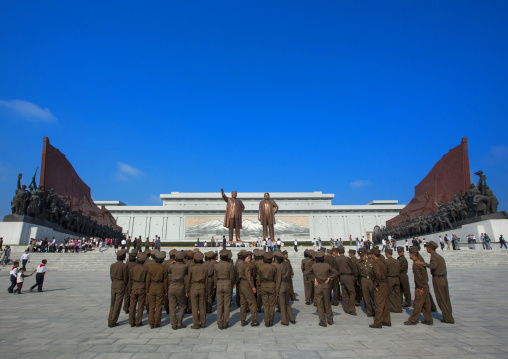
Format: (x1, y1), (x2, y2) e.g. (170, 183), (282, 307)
(108, 240), (454, 330)
(302, 241), (454, 328)
(108, 247), (298, 329)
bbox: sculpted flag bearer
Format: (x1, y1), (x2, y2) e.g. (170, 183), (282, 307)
(221, 188), (245, 242)
(108, 249), (128, 328)
(417, 240), (454, 324)
(258, 193), (279, 241)
(405, 246), (433, 325)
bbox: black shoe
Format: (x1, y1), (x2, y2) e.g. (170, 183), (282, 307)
(404, 321), (417, 325)
(241, 321), (248, 327)
(369, 324), (382, 329)
(150, 325), (155, 329)
(172, 325), (177, 330)
(318, 321), (327, 327)
(328, 320), (334, 326)
(30, 288), (34, 292)
(382, 322), (391, 327)
(281, 322), (289, 326)
(293, 298), (299, 301)
(177, 324), (187, 329)
(131, 324), (135, 327)
(440, 319), (454, 324)
(332, 302), (339, 306)
(402, 303), (411, 307)
(349, 312), (357, 316)
(421, 320), (433, 325)
(305, 302), (311, 305)
(290, 320), (296, 325)
(251, 322), (260, 327)
(367, 314), (374, 317)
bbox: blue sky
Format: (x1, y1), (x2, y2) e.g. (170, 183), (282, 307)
(1, 1), (507, 217)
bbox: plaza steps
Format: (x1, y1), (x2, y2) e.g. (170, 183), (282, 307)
(4, 245), (508, 272)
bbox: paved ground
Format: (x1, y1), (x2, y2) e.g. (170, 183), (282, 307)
(1, 264), (507, 359)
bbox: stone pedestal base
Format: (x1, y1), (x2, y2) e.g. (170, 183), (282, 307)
(0, 220), (80, 245)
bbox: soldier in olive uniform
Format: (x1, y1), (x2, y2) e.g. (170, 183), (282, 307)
(275, 251), (296, 325)
(405, 246), (433, 325)
(417, 241), (454, 324)
(358, 248), (375, 317)
(214, 249), (236, 329)
(257, 251), (277, 327)
(331, 248), (341, 305)
(163, 249), (177, 314)
(349, 249), (362, 306)
(282, 250), (298, 301)
(108, 249), (129, 328)
(241, 251), (260, 326)
(305, 251), (338, 327)
(126, 237), (132, 253)
(385, 249), (402, 313)
(123, 250), (138, 314)
(129, 252), (148, 327)
(146, 251), (168, 328)
(301, 250), (314, 305)
(369, 248), (391, 328)
(235, 251), (245, 307)
(185, 251), (195, 314)
(187, 251), (208, 329)
(204, 252), (216, 313)
(336, 247), (357, 315)
(253, 249), (265, 312)
(167, 251), (188, 329)
(397, 246), (412, 307)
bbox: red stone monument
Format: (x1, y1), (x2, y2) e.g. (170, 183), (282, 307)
(386, 138), (471, 228)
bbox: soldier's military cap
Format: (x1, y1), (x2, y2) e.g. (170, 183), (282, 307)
(253, 249), (262, 256)
(397, 246), (404, 252)
(374, 245), (380, 249)
(187, 250), (194, 258)
(428, 241), (438, 250)
(385, 248), (393, 255)
(367, 249), (373, 255)
(205, 251), (214, 258)
(194, 251), (204, 261)
(409, 246), (419, 254)
(314, 251), (324, 258)
(160, 251), (167, 258)
(219, 249), (229, 257)
(358, 248), (367, 256)
(193, 248), (200, 253)
(349, 249), (356, 255)
(144, 248), (151, 254)
(326, 248), (333, 254)
(282, 250), (288, 255)
(320, 247), (326, 252)
(274, 251), (283, 258)
(137, 252), (148, 262)
(151, 249), (159, 255)
(117, 249), (127, 257)
(332, 248), (339, 253)
(227, 250), (232, 260)
(155, 252), (165, 259)
(238, 250), (247, 257)
(175, 251), (185, 260)
(169, 249), (177, 257)
(129, 250), (137, 257)
(372, 248), (381, 256)
(338, 247), (345, 253)
(264, 252), (273, 260)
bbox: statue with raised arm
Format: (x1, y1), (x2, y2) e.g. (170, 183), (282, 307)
(258, 192), (279, 241)
(221, 188), (245, 241)
(11, 173), (30, 215)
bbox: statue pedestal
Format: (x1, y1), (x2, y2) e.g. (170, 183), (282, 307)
(0, 215), (80, 245)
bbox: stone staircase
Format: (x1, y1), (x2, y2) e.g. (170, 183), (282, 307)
(4, 245), (508, 272)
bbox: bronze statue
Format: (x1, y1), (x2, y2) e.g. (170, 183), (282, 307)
(11, 174), (30, 215)
(221, 188), (245, 241)
(258, 192), (279, 240)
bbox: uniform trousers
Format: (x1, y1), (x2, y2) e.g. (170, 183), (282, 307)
(315, 283), (333, 324)
(361, 277), (375, 316)
(147, 284), (164, 326)
(278, 282), (295, 325)
(387, 276), (402, 312)
(190, 284), (206, 326)
(206, 276), (215, 311)
(340, 274), (356, 313)
(129, 288), (146, 326)
(168, 283), (186, 326)
(332, 277), (341, 304)
(399, 273), (411, 305)
(239, 281), (257, 323)
(432, 276), (454, 323)
(216, 280), (232, 327)
(408, 284), (433, 323)
(261, 281), (276, 325)
(108, 286), (125, 326)
(303, 275), (313, 303)
(373, 282), (390, 326)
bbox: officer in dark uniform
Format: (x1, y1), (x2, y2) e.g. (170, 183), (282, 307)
(108, 249), (128, 328)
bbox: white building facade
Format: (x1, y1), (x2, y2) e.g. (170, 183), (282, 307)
(96, 192), (404, 242)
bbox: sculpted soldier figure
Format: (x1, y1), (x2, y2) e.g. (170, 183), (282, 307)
(221, 188), (245, 241)
(12, 174), (30, 215)
(258, 193), (279, 240)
